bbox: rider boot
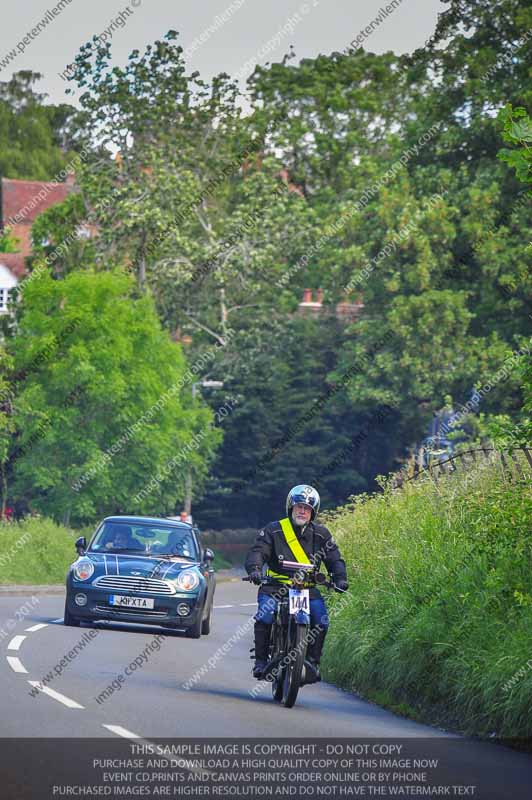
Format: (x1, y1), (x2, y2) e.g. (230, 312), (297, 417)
(305, 625), (327, 683)
(252, 621), (271, 679)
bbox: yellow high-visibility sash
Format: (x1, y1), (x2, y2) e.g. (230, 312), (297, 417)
(266, 517), (312, 584)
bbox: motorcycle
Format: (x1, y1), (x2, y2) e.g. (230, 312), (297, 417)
(244, 557), (339, 708)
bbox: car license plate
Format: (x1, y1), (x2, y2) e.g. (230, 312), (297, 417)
(289, 588), (310, 615)
(109, 595), (154, 609)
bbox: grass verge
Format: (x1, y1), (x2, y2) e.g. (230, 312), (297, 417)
(0, 517), (77, 585)
(0, 517), (234, 582)
(322, 453), (532, 740)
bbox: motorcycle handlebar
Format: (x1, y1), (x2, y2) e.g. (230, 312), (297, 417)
(242, 575), (342, 590)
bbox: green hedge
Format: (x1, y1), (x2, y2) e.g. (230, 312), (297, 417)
(0, 517), (78, 585)
(0, 517), (233, 583)
(322, 455), (532, 739)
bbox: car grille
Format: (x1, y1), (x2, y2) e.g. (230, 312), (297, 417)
(94, 605), (168, 618)
(93, 575), (175, 595)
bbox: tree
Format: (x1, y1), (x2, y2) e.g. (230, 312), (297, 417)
(194, 314), (398, 528)
(477, 102), (532, 447)
(34, 33), (316, 352)
(0, 227), (19, 253)
(0, 345), (14, 515)
(16, 7), (532, 523)
(0, 71), (76, 179)
(244, 3), (532, 469)
(4, 269), (221, 524)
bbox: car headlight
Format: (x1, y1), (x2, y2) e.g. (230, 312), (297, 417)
(73, 558), (94, 582)
(176, 569), (200, 591)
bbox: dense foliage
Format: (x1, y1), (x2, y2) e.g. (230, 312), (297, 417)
(0, 71), (75, 179)
(323, 454), (532, 739)
(0, 517), (78, 584)
(0, 0), (530, 526)
(2, 269), (220, 525)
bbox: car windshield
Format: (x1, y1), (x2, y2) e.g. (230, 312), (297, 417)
(89, 522), (199, 560)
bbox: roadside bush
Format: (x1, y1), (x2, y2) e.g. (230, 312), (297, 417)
(323, 453), (532, 739)
(0, 517), (77, 584)
(0, 517), (234, 581)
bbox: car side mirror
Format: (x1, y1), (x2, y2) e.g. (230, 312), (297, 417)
(203, 547), (214, 562)
(75, 536), (86, 555)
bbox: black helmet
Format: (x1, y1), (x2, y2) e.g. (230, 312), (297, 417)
(286, 484), (320, 521)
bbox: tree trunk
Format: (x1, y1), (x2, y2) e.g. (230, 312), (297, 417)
(138, 233), (147, 289)
(0, 465), (7, 519)
(220, 286), (228, 340)
(138, 252), (146, 290)
(184, 470), (192, 515)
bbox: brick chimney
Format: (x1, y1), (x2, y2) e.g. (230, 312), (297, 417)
(336, 292), (365, 323)
(298, 288), (323, 316)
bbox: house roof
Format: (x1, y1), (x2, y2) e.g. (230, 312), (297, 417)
(0, 262), (19, 287)
(1, 177), (73, 226)
(0, 252), (25, 279)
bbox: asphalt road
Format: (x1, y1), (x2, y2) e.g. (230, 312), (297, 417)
(1, 580), (531, 798)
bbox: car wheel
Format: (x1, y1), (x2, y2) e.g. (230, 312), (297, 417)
(63, 600), (81, 627)
(185, 605), (204, 639)
(201, 601), (212, 635)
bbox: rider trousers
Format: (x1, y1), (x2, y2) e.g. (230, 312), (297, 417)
(253, 591), (329, 663)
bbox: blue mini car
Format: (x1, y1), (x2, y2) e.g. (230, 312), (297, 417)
(64, 515), (216, 638)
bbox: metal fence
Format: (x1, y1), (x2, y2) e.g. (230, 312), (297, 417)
(392, 446), (532, 489)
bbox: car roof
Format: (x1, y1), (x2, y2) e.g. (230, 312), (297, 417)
(103, 515), (191, 529)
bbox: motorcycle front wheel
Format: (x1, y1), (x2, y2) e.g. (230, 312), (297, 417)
(271, 619), (285, 702)
(282, 622), (307, 708)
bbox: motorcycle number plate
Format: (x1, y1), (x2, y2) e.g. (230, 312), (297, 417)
(289, 588), (310, 615)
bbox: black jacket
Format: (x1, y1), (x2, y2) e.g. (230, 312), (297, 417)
(245, 518), (347, 599)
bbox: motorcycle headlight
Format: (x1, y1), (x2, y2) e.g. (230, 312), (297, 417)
(176, 569), (200, 591)
(73, 558), (94, 582)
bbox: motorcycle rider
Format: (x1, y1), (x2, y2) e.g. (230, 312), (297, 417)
(245, 484), (349, 681)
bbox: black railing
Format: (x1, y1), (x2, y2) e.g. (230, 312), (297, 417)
(392, 446), (532, 489)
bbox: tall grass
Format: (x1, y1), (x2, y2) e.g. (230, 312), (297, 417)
(323, 454), (532, 739)
(0, 517), (232, 582)
(0, 517), (79, 585)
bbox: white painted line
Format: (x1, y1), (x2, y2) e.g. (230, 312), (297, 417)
(239, 603), (256, 606)
(101, 730), (215, 779)
(51, 618), (64, 624)
(7, 656), (28, 674)
(103, 724), (141, 739)
(25, 623), (48, 632)
(27, 681), (84, 709)
(7, 635), (26, 651)
(214, 604), (234, 609)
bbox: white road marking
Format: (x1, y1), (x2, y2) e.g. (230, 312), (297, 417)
(27, 681), (84, 709)
(103, 724), (141, 739)
(239, 603), (256, 606)
(102, 728), (214, 778)
(7, 635), (26, 651)
(7, 656), (28, 674)
(214, 604), (233, 608)
(25, 623), (48, 632)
